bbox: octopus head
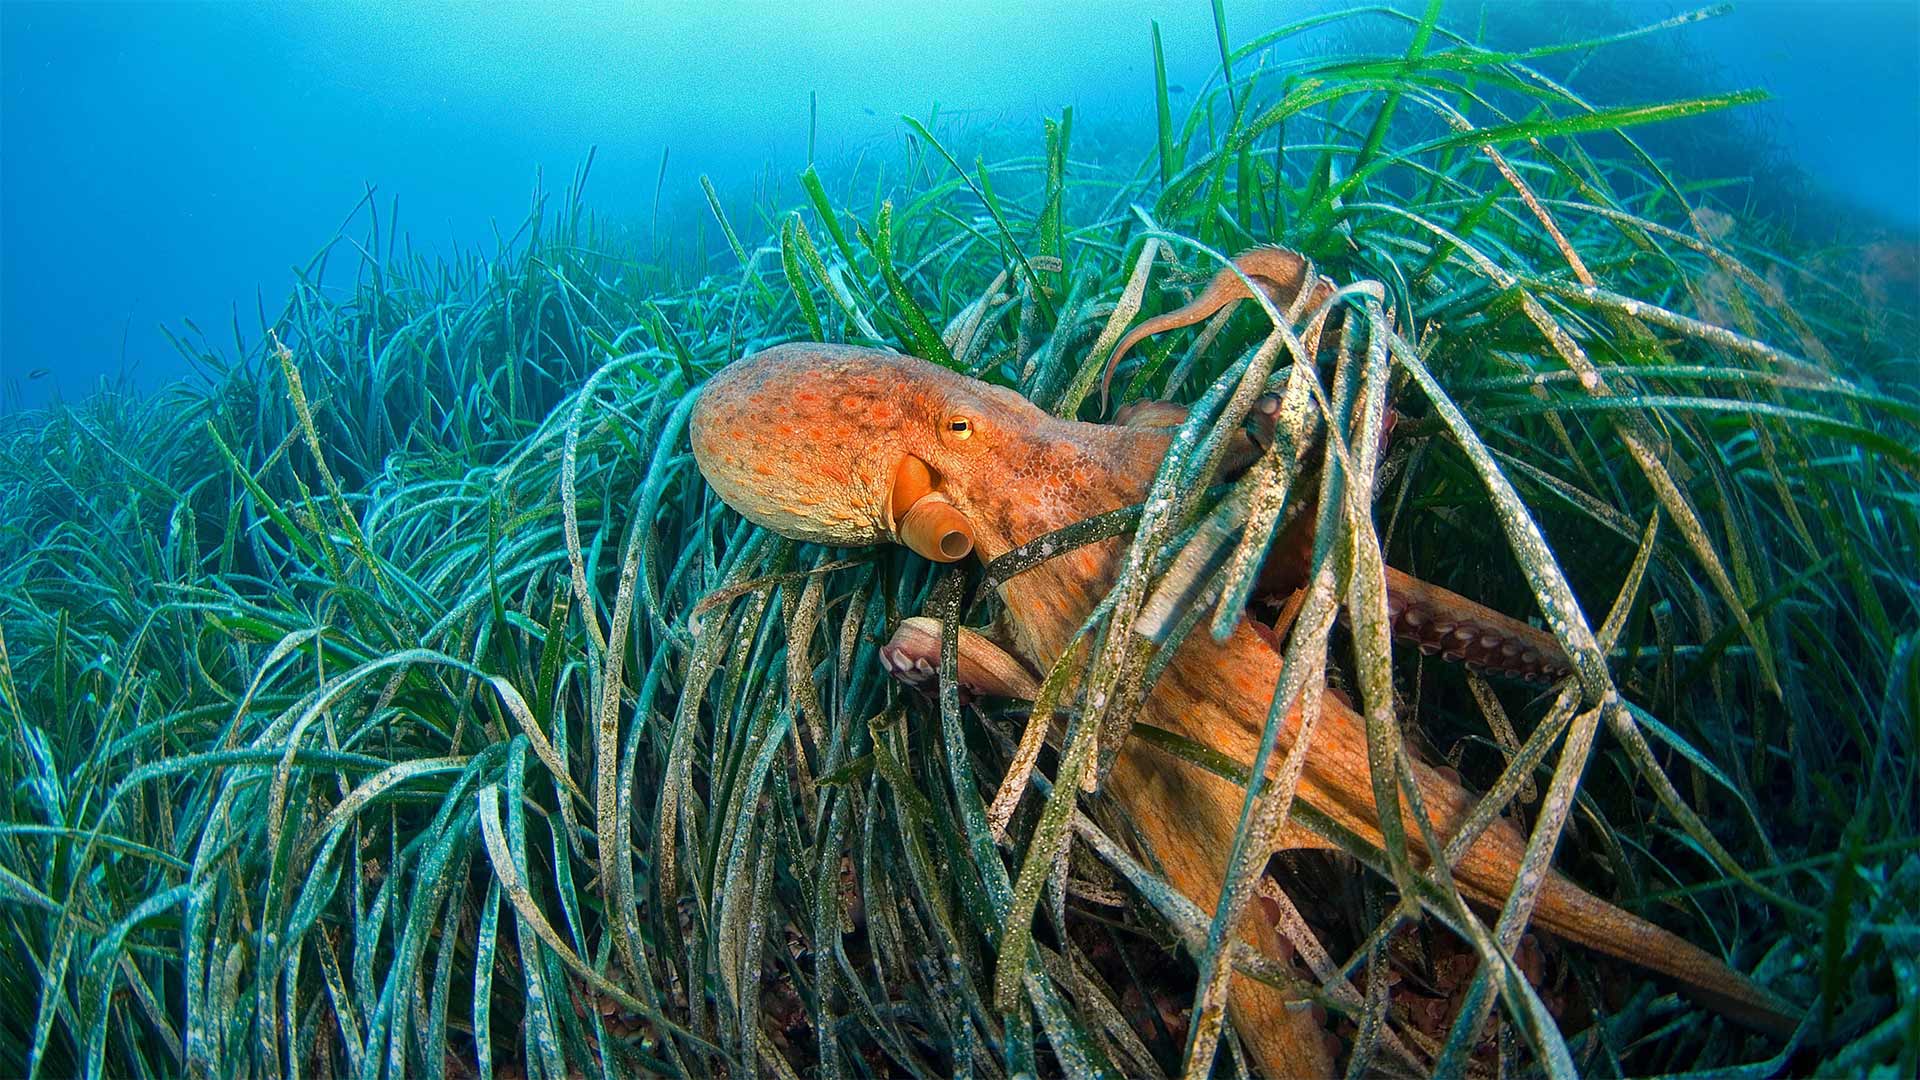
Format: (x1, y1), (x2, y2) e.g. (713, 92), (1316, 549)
(689, 343), (1040, 562)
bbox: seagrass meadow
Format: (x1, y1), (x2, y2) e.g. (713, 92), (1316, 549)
(2, 5), (1917, 1078)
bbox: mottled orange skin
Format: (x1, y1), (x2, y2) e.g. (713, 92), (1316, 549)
(690, 344), (1794, 1075)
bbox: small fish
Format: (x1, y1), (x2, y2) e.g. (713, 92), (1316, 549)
(1167, 83), (1186, 94)
(862, 106), (876, 116)
(26, 368), (49, 380)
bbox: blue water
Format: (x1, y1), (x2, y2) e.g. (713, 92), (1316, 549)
(3, 0), (1915, 410)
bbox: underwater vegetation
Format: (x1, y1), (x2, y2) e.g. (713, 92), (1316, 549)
(2, 4), (1917, 1078)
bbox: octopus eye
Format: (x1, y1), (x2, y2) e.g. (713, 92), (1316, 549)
(948, 417), (973, 439)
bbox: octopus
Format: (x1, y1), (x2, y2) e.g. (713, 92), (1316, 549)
(688, 250), (1796, 1076)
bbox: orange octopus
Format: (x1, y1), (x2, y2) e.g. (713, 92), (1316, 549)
(689, 249), (1796, 1076)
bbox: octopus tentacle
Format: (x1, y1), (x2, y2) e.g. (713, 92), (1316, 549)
(1259, 552), (1574, 685)
(1382, 567), (1574, 684)
(881, 616), (1041, 701)
(1252, 487), (1573, 685)
(1114, 392), (1283, 479)
(1099, 246), (1340, 411)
